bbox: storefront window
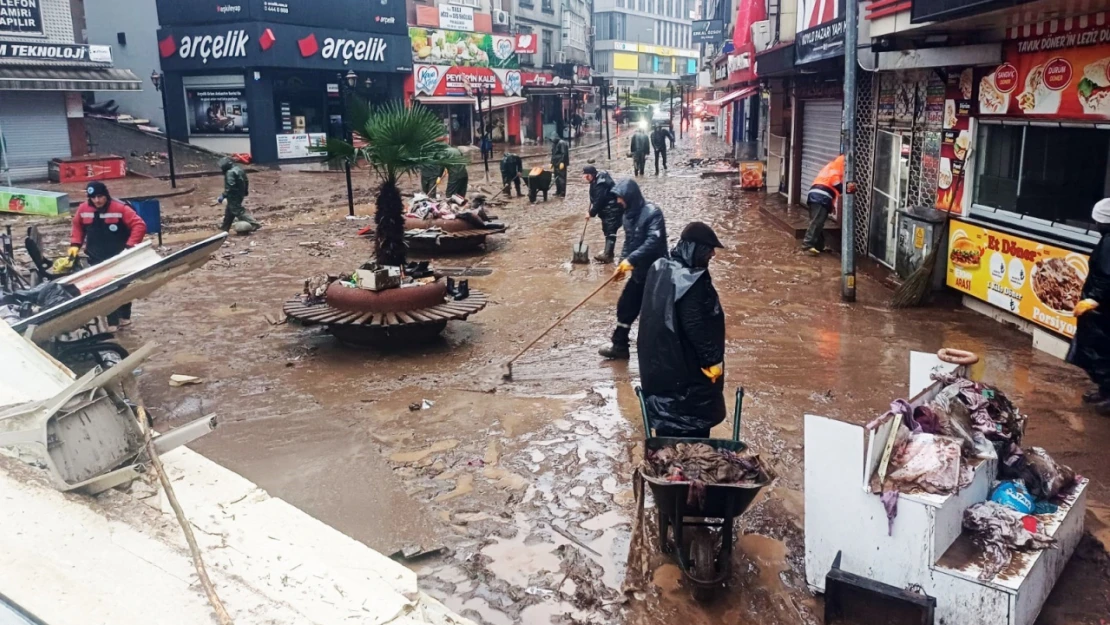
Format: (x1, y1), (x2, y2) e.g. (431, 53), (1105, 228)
(974, 124), (1109, 230)
(186, 88), (249, 135)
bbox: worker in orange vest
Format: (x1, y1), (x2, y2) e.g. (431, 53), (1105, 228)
(804, 155), (856, 256)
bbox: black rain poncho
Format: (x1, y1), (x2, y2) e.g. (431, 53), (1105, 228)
(1067, 232), (1110, 389)
(638, 239), (726, 436)
(588, 170), (622, 234)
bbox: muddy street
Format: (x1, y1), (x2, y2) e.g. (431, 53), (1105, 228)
(111, 127), (1110, 625)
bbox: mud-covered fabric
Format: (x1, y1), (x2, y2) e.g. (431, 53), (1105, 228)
(637, 240), (726, 436)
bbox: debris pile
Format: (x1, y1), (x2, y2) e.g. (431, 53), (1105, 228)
(407, 193), (498, 229)
(301, 261), (439, 305)
(963, 501), (1057, 580)
(643, 443), (766, 486)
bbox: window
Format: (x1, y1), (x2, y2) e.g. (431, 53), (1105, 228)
(518, 25), (534, 66)
(542, 29), (553, 64)
(974, 124), (1110, 231)
(638, 0), (644, 11)
(542, 0), (554, 12)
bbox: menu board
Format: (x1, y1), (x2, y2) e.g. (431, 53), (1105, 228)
(936, 69), (974, 212)
(979, 20), (1110, 120)
(947, 219), (1090, 338)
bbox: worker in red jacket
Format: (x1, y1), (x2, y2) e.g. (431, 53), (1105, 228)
(68, 181), (147, 329)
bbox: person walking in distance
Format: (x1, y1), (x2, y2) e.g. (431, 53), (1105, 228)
(630, 122), (651, 177)
(803, 154), (855, 255)
(69, 181), (147, 329)
(651, 121), (675, 175)
(551, 136), (570, 197)
(638, 222), (727, 437)
(583, 165), (622, 263)
(218, 157), (261, 232)
(599, 178), (668, 360)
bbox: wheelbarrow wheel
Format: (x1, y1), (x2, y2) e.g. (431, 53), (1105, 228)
(658, 508), (671, 554)
(690, 529), (717, 602)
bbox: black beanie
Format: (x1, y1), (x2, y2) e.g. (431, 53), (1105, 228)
(582, 165), (598, 177)
(680, 221), (724, 248)
(86, 181), (110, 200)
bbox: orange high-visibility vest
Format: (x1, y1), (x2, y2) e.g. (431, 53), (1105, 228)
(811, 155), (845, 200)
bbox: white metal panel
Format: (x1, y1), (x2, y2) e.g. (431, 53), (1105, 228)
(0, 323), (74, 410)
(800, 99), (843, 190)
(0, 92), (71, 183)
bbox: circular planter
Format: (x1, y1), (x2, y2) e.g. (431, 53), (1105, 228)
(404, 217), (471, 232)
(325, 281), (447, 314)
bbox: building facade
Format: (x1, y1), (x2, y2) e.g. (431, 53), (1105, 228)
(84, 0), (165, 129)
(592, 0), (697, 89)
(0, 0), (140, 183)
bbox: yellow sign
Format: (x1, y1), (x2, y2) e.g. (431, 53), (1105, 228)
(613, 52), (638, 71)
(946, 219), (1090, 338)
(913, 226), (925, 250)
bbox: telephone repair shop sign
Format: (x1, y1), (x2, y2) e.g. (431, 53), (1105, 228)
(0, 0), (43, 36)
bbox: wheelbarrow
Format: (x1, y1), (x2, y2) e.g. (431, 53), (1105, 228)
(636, 386), (774, 600)
(526, 167), (553, 203)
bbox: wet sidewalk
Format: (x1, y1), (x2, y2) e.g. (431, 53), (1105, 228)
(118, 124), (1110, 625)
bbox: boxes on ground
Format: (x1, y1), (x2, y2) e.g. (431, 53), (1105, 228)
(355, 267), (401, 291)
(0, 187), (70, 216)
(49, 155), (127, 184)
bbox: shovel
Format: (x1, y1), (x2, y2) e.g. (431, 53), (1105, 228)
(572, 218), (590, 264)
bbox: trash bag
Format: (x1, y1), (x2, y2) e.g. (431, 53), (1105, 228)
(990, 480), (1035, 514)
(13, 281), (80, 310)
(1000, 446), (1077, 502)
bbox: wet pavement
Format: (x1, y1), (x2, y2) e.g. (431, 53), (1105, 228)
(54, 124), (1110, 624)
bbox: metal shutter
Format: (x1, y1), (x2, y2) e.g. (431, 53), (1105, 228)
(0, 92), (71, 183)
(800, 100), (843, 190)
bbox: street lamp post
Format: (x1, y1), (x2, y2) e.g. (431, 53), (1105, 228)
(150, 71), (176, 189)
(341, 70), (357, 217)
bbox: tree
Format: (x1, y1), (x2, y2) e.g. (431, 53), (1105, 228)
(324, 100), (467, 266)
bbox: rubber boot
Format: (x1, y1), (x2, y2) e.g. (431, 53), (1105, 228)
(599, 325), (631, 360)
(594, 237), (616, 263)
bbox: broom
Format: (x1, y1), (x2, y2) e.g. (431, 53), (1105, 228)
(890, 151), (970, 309)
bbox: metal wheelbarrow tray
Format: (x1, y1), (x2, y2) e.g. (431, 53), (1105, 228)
(636, 386), (775, 599)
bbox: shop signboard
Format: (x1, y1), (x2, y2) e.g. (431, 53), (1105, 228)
(409, 27), (518, 69)
(186, 87), (249, 135)
(0, 187), (69, 217)
(947, 219), (1090, 338)
(0, 0), (43, 36)
(979, 15), (1110, 120)
(795, 0), (845, 65)
(156, 0), (406, 35)
(276, 132), (328, 159)
(692, 19), (725, 44)
(413, 63), (522, 96)
(515, 33), (536, 54)
(0, 42), (112, 63)
(438, 4), (474, 32)
(937, 68), (974, 212)
(158, 23), (412, 72)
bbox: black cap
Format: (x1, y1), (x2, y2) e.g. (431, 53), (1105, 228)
(86, 181), (109, 199)
(681, 222), (724, 248)
(582, 165), (598, 177)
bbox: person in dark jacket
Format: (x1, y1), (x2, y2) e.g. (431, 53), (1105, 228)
(551, 137), (570, 197)
(629, 124), (651, 177)
(68, 181), (147, 328)
(500, 153), (525, 198)
(444, 146), (469, 198)
(1068, 199), (1110, 415)
(583, 165), (622, 263)
(639, 222), (726, 437)
(651, 122), (675, 175)
(218, 157), (260, 232)
(600, 178), (668, 359)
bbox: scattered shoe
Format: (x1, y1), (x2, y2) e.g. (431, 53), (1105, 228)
(804, 247), (821, 256)
(598, 344), (630, 360)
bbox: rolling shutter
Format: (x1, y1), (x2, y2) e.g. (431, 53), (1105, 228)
(800, 99), (843, 190)
(0, 92), (71, 183)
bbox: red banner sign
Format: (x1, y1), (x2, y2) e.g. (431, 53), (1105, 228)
(413, 63), (522, 96)
(515, 33), (537, 54)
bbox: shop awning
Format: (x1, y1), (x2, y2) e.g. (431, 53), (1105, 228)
(474, 96), (526, 111)
(415, 96), (476, 106)
(707, 86), (758, 107)
(755, 43), (795, 77)
(0, 67), (142, 91)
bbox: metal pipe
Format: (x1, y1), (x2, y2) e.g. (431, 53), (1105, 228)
(604, 80), (612, 160)
(159, 85), (177, 189)
(841, 0), (858, 302)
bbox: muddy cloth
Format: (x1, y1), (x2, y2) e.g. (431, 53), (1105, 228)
(999, 445), (1079, 502)
(931, 373), (1025, 452)
(302, 274), (336, 305)
(615, 179), (668, 283)
(644, 442), (764, 507)
(930, 385), (994, 458)
(638, 240), (726, 436)
(588, 170), (622, 236)
(1068, 232), (1110, 394)
(963, 501), (1056, 581)
(886, 428), (967, 495)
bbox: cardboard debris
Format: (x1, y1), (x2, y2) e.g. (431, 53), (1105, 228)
(169, 374), (204, 387)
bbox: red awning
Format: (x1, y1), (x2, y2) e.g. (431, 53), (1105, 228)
(707, 86), (758, 107)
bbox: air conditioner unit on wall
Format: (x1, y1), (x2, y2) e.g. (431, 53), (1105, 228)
(751, 20), (771, 52)
(557, 51), (567, 63)
(493, 9), (510, 25)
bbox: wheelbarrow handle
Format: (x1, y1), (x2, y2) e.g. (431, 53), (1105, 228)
(635, 385), (651, 438)
(732, 387), (744, 442)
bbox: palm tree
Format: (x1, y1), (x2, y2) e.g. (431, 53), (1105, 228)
(325, 100), (467, 267)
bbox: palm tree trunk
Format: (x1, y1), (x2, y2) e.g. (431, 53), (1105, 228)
(375, 179), (406, 266)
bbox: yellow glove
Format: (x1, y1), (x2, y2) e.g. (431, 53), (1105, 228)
(701, 363), (723, 383)
(67, 246), (80, 258)
(51, 256), (74, 275)
(559, 163), (565, 170)
(1074, 299), (1099, 317)
(614, 259), (633, 281)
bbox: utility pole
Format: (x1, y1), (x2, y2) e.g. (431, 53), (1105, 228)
(604, 80), (612, 160)
(669, 83), (675, 127)
(678, 86), (684, 139)
(842, 0), (858, 302)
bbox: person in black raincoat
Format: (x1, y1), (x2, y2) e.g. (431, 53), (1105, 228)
(1067, 199), (1110, 415)
(583, 165), (622, 263)
(500, 152), (524, 198)
(650, 122), (675, 175)
(639, 222), (726, 437)
(551, 137), (570, 197)
(600, 178), (668, 360)
(629, 124), (651, 177)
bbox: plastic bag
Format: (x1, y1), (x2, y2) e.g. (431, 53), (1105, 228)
(990, 480), (1035, 514)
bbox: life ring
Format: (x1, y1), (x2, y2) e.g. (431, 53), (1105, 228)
(404, 218), (471, 232)
(325, 280), (447, 314)
(937, 348), (979, 366)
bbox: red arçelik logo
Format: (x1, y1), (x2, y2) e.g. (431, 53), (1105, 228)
(159, 36), (177, 58)
(298, 34), (319, 57)
(260, 28), (276, 51)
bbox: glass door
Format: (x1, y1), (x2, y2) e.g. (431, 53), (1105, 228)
(869, 130), (908, 268)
